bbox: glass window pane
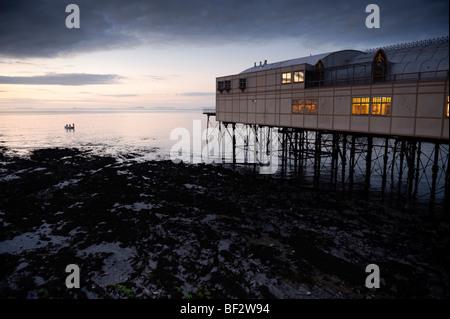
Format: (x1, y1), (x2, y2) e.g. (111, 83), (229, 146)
(294, 71), (304, 83)
(282, 72), (291, 84)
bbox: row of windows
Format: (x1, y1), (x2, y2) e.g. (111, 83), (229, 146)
(219, 90), (448, 117)
(217, 79), (247, 92)
(218, 72), (305, 91)
(282, 71), (304, 84)
(217, 80), (231, 91)
(291, 96), (392, 115)
(352, 97), (391, 116)
(292, 99), (318, 114)
(217, 71), (306, 92)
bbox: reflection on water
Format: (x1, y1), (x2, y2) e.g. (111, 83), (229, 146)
(1, 110), (447, 215)
(0, 111), (207, 161)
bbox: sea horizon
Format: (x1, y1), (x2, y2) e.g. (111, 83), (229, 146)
(0, 106), (210, 115)
(1, 107), (447, 218)
(0, 0), (448, 306)
(0, 110), (214, 163)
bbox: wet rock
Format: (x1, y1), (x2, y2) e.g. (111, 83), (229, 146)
(0, 147), (448, 299)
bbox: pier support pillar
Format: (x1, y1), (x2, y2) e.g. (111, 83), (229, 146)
(349, 135), (356, 188)
(406, 140), (417, 211)
(232, 123), (236, 166)
(340, 134), (347, 191)
(429, 143), (440, 215)
(398, 140), (406, 195)
(381, 137), (389, 198)
(314, 131), (322, 187)
(364, 136), (373, 195)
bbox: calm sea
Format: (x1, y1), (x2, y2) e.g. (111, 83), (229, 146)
(0, 109), (447, 212)
(0, 110), (212, 162)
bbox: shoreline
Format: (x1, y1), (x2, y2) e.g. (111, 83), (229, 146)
(0, 147), (448, 299)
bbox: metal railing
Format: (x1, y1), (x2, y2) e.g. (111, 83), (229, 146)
(306, 70), (449, 88)
(202, 107), (216, 114)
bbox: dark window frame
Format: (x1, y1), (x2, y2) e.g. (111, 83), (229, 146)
(372, 49), (388, 83)
(217, 81), (224, 93)
(224, 80), (231, 92)
(239, 78), (247, 91)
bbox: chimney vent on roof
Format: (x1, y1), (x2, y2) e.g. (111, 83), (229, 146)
(254, 62), (256, 67)
(259, 61), (262, 66)
(264, 60), (267, 66)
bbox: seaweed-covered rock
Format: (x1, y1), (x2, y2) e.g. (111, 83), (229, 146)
(0, 148), (448, 299)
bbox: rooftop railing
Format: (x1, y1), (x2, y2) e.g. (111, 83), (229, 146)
(202, 107), (216, 114)
(307, 70), (449, 88)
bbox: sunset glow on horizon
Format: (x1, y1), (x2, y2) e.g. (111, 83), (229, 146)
(1, 0), (448, 111)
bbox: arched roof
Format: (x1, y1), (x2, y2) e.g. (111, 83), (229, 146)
(239, 52), (331, 74)
(239, 37), (449, 78)
(357, 37), (449, 75)
(239, 50), (364, 74)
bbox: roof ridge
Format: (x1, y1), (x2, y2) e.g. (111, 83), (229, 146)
(364, 36), (449, 53)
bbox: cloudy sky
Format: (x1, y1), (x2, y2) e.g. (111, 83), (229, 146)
(0, 0), (448, 111)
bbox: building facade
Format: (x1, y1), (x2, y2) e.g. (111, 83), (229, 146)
(216, 37), (449, 141)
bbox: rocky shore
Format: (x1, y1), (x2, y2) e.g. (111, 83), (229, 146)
(0, 147), (448, 299)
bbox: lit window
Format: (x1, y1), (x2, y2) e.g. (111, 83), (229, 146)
(299, 100), (304, 113)
(294, 71), (304, 83)
(352, 97), (370, 115)
(372, 96), (391, 116)
(292, 100), (299, 113)
(282, 72), (291, 84)
(305, 99), (317, 114)
(292, 99), (318, 114)
(447, 95), (449, 117)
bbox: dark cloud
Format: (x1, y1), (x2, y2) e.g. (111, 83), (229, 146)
(0, 0), (448, 58)
(0, 73), (121, 85)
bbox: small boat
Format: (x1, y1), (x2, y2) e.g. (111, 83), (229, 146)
(65, 124), (75, 130)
